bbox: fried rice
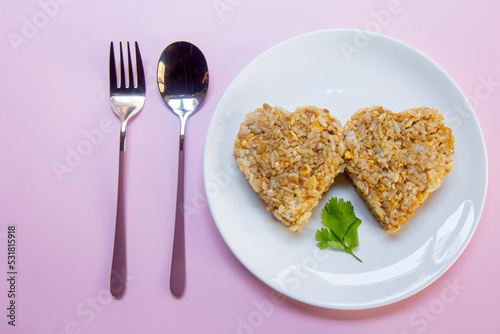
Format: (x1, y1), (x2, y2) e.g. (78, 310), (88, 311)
(343, 106), (455, 232)
(233, 104), (345, 231)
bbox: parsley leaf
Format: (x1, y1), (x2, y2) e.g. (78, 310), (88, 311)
(315, 197), (362, 262)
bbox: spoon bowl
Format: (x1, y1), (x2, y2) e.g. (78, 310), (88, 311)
(158, 42), (209, 149)
(157, 41), (209, 297)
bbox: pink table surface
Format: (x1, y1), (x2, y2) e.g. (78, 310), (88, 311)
(0, 0), (498, 333)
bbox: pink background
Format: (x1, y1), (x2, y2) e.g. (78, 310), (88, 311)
(0, 0), (498, 333)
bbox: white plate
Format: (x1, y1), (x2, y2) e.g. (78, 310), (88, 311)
(203, 29), (488, 309)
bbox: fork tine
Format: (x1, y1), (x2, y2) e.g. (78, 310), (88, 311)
(119, 42), (126, 89)
(126, 42), (134, 88)
(109, 42), (117, 91)
(135, 42), (145, 92)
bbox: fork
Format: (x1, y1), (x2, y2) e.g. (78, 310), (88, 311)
(109, 41), (145, 298)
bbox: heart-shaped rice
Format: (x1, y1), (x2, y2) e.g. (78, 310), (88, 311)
(343, 106), (454, 232)
(234, 104), (345, 231)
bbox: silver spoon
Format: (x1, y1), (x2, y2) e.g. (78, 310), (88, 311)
(157, 41), (209, 297)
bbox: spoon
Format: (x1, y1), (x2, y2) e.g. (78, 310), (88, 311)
(157, 41), (209, 297)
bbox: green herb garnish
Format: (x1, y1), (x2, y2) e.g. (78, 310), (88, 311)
(315, 197), (362, 262)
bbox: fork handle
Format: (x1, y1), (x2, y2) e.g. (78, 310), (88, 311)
(170, 148), (185, 297)
(110, 150), (127, 297)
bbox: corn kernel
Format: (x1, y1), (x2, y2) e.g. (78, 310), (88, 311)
(300, 164), (311, 176)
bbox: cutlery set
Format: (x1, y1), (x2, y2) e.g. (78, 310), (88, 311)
(108, 41), (209, 298)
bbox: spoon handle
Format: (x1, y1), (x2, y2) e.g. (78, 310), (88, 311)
(110, 150), (127, 297)
(170, 148), (186, 297)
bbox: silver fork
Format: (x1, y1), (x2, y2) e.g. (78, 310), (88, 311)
(109, 41), (145, 298)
